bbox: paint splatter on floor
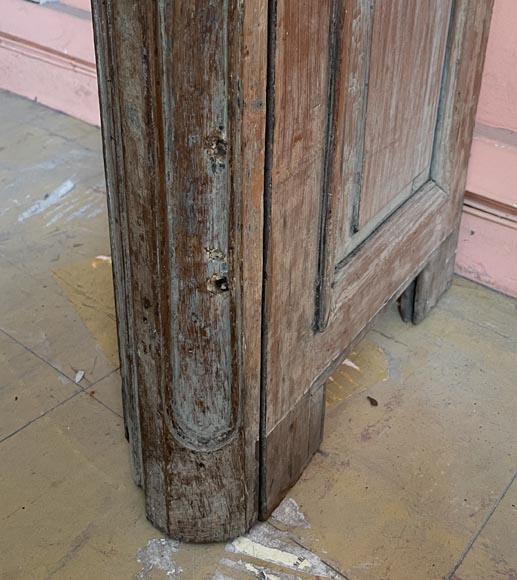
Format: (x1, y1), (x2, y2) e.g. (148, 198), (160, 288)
(219, 557), (303, 579)
(342, 359), (360, 371)
(134, 498), (341, 579)
(225, 523), (340, 578)
(17, 179), (75, 222)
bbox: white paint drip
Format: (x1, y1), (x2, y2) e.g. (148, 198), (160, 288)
(271, 497), (310, 529)
(225, 524), (339, 578)
(228, 538), (310, 571)
(342, 358), (360, 371)
(18, 179), (75, 222)
(136, 538), (181, 579)
(221, 557), (302, 580)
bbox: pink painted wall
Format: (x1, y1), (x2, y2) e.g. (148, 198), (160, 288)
(476, 0), (517, 133)
(457, 0), (517, 298)
(62, 0), (92, 9)
(0, 0), (99, 126)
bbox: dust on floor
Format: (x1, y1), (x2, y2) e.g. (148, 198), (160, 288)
(1, 90), (516, 580)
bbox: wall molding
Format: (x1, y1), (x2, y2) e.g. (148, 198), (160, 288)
(0, 31), (96, 78)
(0, 30), (99, 125)
(464, 190), (517, 227)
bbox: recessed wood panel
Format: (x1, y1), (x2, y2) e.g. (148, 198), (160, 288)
(357, 0), (451, 229)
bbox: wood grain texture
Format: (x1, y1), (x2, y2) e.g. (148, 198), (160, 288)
(264, 0), (331, 433)
(356, 0), (451, 229)
(92, 0), (493, 537)
(91, 0), (143, 487)
(315, 0), (374, 329)
(399, 232), (461, 326)
(329, 0), (451, 264)
(399, 279), (416, 324)
(316, 0), (451, 328)
(261, 383), (325, 519)
(400, 0), (495, 327)
(92, 0), (266, 541)
(412, 232), (458, 324)
(262, 0), (493, 516)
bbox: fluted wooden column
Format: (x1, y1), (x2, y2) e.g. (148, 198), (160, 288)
(91, 0), (267, 542)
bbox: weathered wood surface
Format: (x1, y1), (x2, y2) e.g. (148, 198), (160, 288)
(262, 0), (493, 516)
(399, 279), (416, 324)
(316, 0), (374, 330)
(92, 0), (493, 538)
(412, 232), (458, 325)
(92, 0), (266, 541)
(262, 383), (325, 517)
(400, 230), (459, 325)
(400, 0), (496, 326)
(316, 0), (450, 328)
(356, 0), (451, 230)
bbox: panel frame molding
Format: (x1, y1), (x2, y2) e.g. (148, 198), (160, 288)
(315, 0), (460, 330)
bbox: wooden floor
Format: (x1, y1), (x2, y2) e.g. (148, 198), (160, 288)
(1, 90), (517, 580)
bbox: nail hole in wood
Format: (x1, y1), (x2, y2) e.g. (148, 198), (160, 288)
(207, 274), (229, 294)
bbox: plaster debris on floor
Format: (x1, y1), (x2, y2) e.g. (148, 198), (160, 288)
(271, 497), (310, 529)
(136, 539), (182, 579)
